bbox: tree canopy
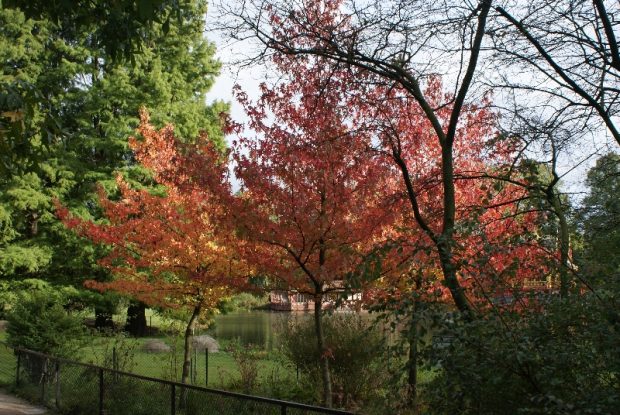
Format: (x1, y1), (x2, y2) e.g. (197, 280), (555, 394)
(0, 0), (226, 292)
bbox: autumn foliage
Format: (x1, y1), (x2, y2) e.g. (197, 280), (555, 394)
(57, 109), (244, 312)
(232, 82), (397, 301)
(353, 81), (550, 307)
(235, 45), (548, 312)
(231, 64), (402, 406)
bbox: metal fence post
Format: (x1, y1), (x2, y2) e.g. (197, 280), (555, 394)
(99, 368), (105, 415)
(15, 351), (20, 385)
(281, 404), (287, 415)
(170, 383), (176, 415)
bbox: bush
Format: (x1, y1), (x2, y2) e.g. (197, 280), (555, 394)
(217, 293), (269, 313)
(6, 290), (86, 358)
(225, 340), (262, 393)
(278, 313), (388, 409)
(421, 290), (620, 415)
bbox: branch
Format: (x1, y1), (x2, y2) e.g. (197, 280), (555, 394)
(496, 5), (620, 146)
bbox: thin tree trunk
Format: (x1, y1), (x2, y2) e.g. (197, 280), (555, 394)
(181, 305), (201, 385)
(393, 146), (471, 315)
(407, 319), (418, 406)
(29, 212), (39, 237)
(178, 304), (201, 410)
(407, 272), (423, 407)
(314, 294), (332, 408)
(439, 142), (472, 315)
(437, 240), (470, 314)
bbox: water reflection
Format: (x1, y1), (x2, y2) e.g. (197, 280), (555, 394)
(206, 311), (381, 351)
(206, 311), (309, 350)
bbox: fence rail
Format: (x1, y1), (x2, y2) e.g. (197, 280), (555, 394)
(0, 343), (353, 415)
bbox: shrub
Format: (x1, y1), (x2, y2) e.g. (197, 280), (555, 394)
(6, 290), (86, 358)
(278, 313), (388, 409)
(225, 340), (262, 393)
(420, 290), (620, 415)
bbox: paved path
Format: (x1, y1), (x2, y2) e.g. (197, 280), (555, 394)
(0, 391), (47, 415)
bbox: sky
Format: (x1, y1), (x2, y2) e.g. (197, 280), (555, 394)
(204, 5), (261, 130)
(203, 5), (262, 191)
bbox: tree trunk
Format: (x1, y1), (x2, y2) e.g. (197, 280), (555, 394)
(437, 240), (470, 314)
(439, 141), (472, 315)
(94, 306), (114, 330)
(407, 273), (423, 407)
(28, 211), (39, 237)
(181, 305), (201, 385)
(125, 301), (147, 337)
(314, 294), (333, 408)
(551, 194), (570, 297)
(407, 318), (418, 407)
(393, 145), (471, 315)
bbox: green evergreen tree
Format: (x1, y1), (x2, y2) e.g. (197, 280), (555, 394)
(579, 153), (620, 281)
(0, 1), (227, 328)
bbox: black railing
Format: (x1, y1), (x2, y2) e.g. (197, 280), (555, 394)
(0, 343), (353, 415)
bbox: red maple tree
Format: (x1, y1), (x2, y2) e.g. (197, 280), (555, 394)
(357, 80), (549, 306)
(231, 0), (551, 318)
(232, 47), (549, 400)
(232, 69), (399, 406)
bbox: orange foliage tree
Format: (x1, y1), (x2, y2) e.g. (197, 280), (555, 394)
(58, 110), (245, 385)
(233, 1), (552, 319)
(349, 77), (550, 401)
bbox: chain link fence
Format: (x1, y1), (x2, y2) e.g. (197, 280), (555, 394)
(0, 343), (353, 415)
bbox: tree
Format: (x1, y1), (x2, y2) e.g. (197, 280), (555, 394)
(6, 281), (86, 358)
(355, 79), (550, 403)
(579, 153), (620, 280)
(2, 0), (188, 60)
(0, 0), (226, 329)
(221, 0), (495, 314)
(58, 111), (244, 385)
(232, 69), (397, 407)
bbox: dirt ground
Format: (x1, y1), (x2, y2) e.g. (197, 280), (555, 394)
(0, 390), (47, 415)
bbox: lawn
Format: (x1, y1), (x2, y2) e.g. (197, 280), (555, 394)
(0, 310), (297, 396)
(79, 334), (294, 390)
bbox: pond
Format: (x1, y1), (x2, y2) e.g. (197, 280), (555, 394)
(205, 311), (309, 350)
(204, 311), (383, 351)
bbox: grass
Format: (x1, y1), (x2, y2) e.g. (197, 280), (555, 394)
(76, 305), (293, 392)
(77, 333), (294, 391)
(0, 329), (302, 414)
(0, 314), (294, 395)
